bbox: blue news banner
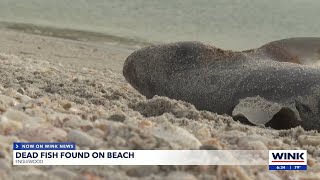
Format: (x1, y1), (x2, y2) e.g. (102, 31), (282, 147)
(14, 142), (76, 150)
(269, 165), (307, 170)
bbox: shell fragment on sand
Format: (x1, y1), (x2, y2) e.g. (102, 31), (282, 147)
(123, 39), (320, 131)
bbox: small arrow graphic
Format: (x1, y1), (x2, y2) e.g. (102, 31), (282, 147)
(15, 144), (19, 149)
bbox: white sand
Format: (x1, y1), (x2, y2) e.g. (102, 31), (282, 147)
(0, 29), (320, 179)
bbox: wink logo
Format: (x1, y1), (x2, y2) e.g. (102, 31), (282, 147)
(269, 150), (307, 170)
(272, 152), (304, 163)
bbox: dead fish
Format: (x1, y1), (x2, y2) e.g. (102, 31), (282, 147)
(123, 40), (320, 131)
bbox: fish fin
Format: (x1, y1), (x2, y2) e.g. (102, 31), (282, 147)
(232, 96), (301, 129)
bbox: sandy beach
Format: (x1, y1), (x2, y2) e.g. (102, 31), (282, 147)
(1, 28), (320, 179)
(0, 28), (135, 73)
